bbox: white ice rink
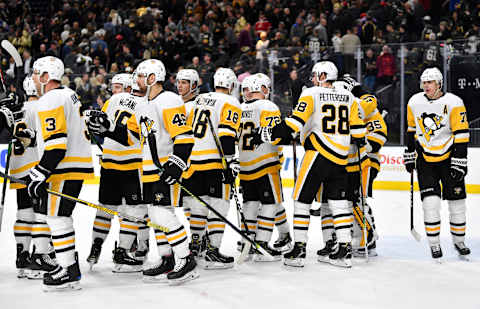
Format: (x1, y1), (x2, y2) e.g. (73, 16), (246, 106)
(0, 186), (479, 309)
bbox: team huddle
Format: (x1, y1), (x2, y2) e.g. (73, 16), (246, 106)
(0, 55), (471, 292)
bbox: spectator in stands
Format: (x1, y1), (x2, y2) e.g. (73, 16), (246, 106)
(385, 23), (399, 43)
(256, 31), (269, 72)
(255, 12), (272, 36)
(341, 27), (361, 75)
(22, 49), (33, 75)
(363, 48), (377, 91)
(376, 45), (396, 87)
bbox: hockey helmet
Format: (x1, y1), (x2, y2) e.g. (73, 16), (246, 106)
(312, 61), (338, 82)
(420, 67), (443, 89)
(176, 69), (200, 95)
(214, 67), (237, 93)
(32, 56), (64, 82)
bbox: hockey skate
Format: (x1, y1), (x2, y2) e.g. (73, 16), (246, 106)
(203, 246), (234, 269)
(43, 253), (81, 292)
(167, 253), (199, 285)
(283, 242), (306, 267)
(317, 239), (336, 263)
(329, 242), (352, 268)
(253, 241), (282, 262)
(454, 242), (470, 261)
(16, 244), (31, 279)
(143, 254), (175, 283)
(273, 232), (293, 252)
(430, 243), (443, 263)
(112, 244), (143, 273)
(353, 242), (378, 258)
(27, 249), (58, 279)
(86, 238), (103, 270)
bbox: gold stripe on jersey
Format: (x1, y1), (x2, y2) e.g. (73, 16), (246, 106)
(269, 172), (283, 204)
(163, 105), (192, 139)
(219, 103), (242, 137)
(174, 136), (195, 144)
(407, 105), (416, 132)
(239, 165), (281, 181)
(101, 160), (142, 170)
(323, 134), (350, 152)
(308, 134), (348, 166)
(450, 106), (469, 143)
(183, 161), (223, 179)
(101, 100), (110, 112)
(61, 156), (93, 163)
(38, 106), (68, 150)
(10, 161), (38, 175)
(48, 171), (94, 182)
(103, 148), (142, 156)
(420, 136), (453, 152)
(293, 151), (317, 200)
(191, 149), (219, 156)
(359, 94), (378, 118)
(422, 150), (451, 163)
(349, 100), (366, 138)
(240, 152), (279, 167)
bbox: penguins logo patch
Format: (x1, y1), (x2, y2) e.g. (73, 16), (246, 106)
(418, 112), (444, 142)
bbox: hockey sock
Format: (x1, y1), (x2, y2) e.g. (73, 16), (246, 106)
(207, 197), (230, 248)
(329, 199), (353, 243)
(14, 208), (34, 251)
(256, 204), (276, 242)
(274, 204), (290, 234)
(154, 229), (172, 256)
(149, 205), (189, 258)
(320, 202), (334, 242)
(422, 195), (441, 245)
(137, 224), (150, 252)
(183, 206), (191, 222)
(293, 201), (310, 243)
(46, 216), (76, 267)
(448, 199), (466, 243)
(119, 218), (140, 250)
(242, 201), (258, 236)
(31, 214), (52, 254)
(187, 196), (208, 240)
(92, 206), (117, 244)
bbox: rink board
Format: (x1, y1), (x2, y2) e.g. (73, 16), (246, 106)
(1, 144), (479, 193)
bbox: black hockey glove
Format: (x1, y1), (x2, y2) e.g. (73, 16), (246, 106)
(403, 151), (416, 173)
(450, 157), (467, 181)
(14, 122), (36, 147)
(26, 165), (51, 199)
(351, 136), (367, 148)
(222, 156), (240, 184)
(160, 155), (188, 185)
(85, 110), (113, 135)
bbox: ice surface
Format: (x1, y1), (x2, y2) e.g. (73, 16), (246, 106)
(0, 186), (479, 309)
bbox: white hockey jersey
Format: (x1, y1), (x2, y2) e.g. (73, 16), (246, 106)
(239, 99), (282, 180)
(407, 92), (469, 162)
(10, 100), (40, 189)
(183, 91), (241, 179)
(286, 86), (365, 166)
(34, 87), (93, 182)
(101, 92), (142, 171)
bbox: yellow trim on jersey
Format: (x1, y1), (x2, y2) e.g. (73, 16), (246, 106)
(45, 144), (67, 151)
(455, 138), (469, 143)
(100, 161), (142, 170)
(293, 95), (314, 124)
(220, 103), (242, 131)
(10, 183), (26, 189)
(174, 137), (195, 144)
(260, 109), (281, 127)
(450, 105), (469, 133)
(142, 174), (160, 183)
(61, 156), (93, 163)
(271, 172), (283, 203)
(183, 162), (223, 179)
(407, 105), (415, 131)
(422, 151), (451, 163)
(219, 131), (236, 138)
(419, 136), (453, 152)
(191, 149), (219, 156)
(38, 105), (67, 144)
(48, 172), (94, 182)
(238, 165), (281, 181)
(370, 161), (380, 171)
(240, 152), (278, 167)
(103, 148), (142, 156)
(10, 161), (38, 174)
(323, 134), (350, 152)
(285, 118), (300, 133)
(162, 105), (192, 139)
(367, 135), (385, 147)
(349, 100), (366, 138)
(309, 135), (347, 165)
(173, 183), (180, 207)
(101, 100), (110, 112)
(293, 151), (315, 199)
(359, 94), (377, 117)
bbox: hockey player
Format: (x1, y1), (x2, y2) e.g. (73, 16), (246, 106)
(183, 67), (241, 269)
(238, 74), (287, 261)
(86, 73), (144, 272)
(257, 61), (366, 268)
(9, 76), (58, 279)
(404, 67), (471, 261)
(92, 59), (198, 283)
(29, 56), (94, 291)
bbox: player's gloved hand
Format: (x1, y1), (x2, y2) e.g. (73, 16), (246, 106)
(26, 165), (50, 199)
(160, 155), (188, 185)
(351, 136), (367, 148)
(223, 156), (240, 184)
(0, 106), (14, 130)
(14, 123), (36, 147)
(450, 157), (467, 181)
(85, 110), (113, 135)
(259, 126), (273, 144)
(12, 138), (25, 155)
(0, 92), (22, 112)
(403, 151), (416, 173)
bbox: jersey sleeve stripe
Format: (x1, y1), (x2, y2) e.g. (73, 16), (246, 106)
(45, 143), (67, 151)
(291, 114), (305, 126)
(45, 133), (67, 142)
(285, 118), (302, 133)
(453, 129), (469, 135)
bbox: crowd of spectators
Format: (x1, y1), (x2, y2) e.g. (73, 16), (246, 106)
(0, 0), (479, 110)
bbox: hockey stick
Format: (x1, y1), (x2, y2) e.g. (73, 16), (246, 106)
(356, 145), (369, 261)
(142, 121), (273, 258)
(205, 113), (253, 262)
(410, 171), (421, 242)
(0, 171), (169, 232)
(0, 40), (23, 231)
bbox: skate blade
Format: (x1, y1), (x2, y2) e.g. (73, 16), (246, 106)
(253, 254), (282, 262)
(433, 258), (443, 264)
(17, 269), (28, 279)
(143, 274), (169, 283)
(283, 258), (305, 268)
(458, 255), (471, 262)
(329, 259), (352, 268)
(317, 255), (330, 263)
(202, 261), (234, 270)
(274, 243), (293, 253)
(27, 270), (45, 280)
(112, 264), (143, 273)
(43, 281), (81, 292)
(168, 270), (200, 285)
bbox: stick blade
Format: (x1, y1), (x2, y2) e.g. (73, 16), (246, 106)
(411, 228), (422, 242)
(237, 241), (252, 264)
(1, 40), (23, 67)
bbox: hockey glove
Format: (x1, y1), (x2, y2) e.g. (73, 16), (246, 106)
(450, 157), (467, 181)
(160, 155), (188, 185)
(351, 136), (367, 148)
(26, 165), (51, 199)
(12, 138), (25, 156)
(259, 126), (273, 144)
(0, 106), (14, 131)
(85, 110), (114, 135)
(403, 151), (416, 173)
(223, 156), (240, 184)
(14, 123), (36, 148)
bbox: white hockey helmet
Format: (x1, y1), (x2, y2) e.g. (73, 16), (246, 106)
(241, 75), (257, 101)
(136, 59), (166, 84)
(110, 73), (132, 92)
(420, 67), (443, 89)
(312, 61), (338, 82)
(176, 69), (200, 95)
(214, 67), (237, 93)
(254, 73), (271, 98)
(23, 76), (38, 97)
(32, 56), (64, 82)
